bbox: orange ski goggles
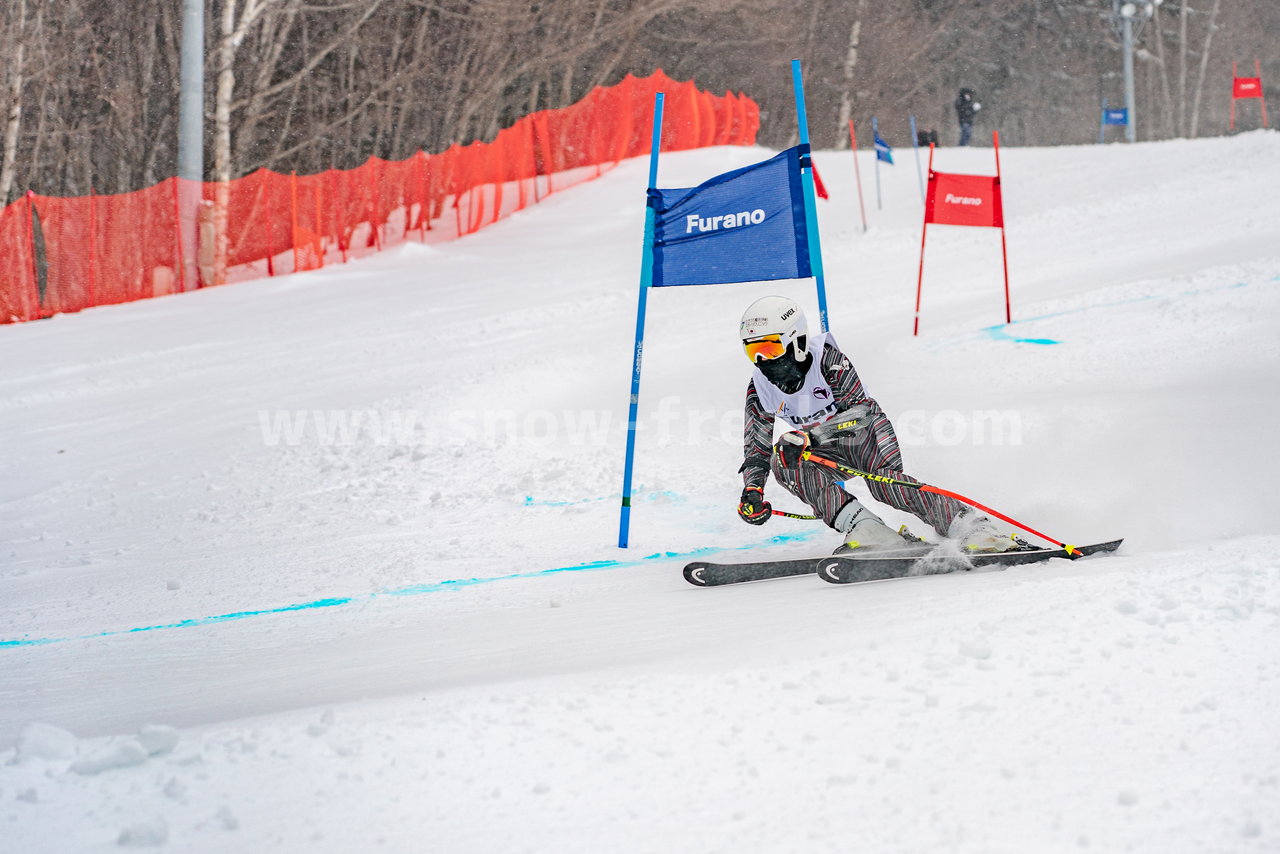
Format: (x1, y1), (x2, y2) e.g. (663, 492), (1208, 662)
(743, 334), (787, 363)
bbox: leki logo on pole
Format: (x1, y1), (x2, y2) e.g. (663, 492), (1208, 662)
(912, 132), (1012, 336)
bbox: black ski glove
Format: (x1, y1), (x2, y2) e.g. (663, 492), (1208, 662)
(738, 486), (771, 525)
(774, 430), (810, 469)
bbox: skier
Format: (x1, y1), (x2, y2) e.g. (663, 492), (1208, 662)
(735, 295), (1013, 554)
(954, 87), (981, 146)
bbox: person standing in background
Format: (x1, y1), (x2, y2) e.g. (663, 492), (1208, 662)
(955, 88), (981, 146)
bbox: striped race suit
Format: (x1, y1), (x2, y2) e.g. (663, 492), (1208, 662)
(740, 337), (966, 537)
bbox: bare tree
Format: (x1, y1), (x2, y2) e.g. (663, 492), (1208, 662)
(1133, 0), (1222, 139)
(212, 0), (275, 282)
(3, 0), (1275, 206)
(0, 0), (32, 204)
(833, 1), (868, 149)
(1186, 0), (1222, 137)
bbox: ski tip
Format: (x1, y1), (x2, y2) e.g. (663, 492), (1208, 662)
(683, 563), (710, 586)
(1065, 538), (1125, 558)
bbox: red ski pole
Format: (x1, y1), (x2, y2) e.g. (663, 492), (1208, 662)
(802, 451), (1079, 555)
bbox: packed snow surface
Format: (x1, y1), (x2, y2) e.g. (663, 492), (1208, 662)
(2, 131), (1279, 853)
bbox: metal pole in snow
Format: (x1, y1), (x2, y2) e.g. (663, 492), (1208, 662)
(791, 59), (830, 333)
(178, 0), (204, 291)
(1122, 14), (1137, 142)
(617, 93), (664, 549)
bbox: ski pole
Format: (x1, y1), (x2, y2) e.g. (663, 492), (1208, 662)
(802, 451), (1079, 555)
(771, 508), (819, 520)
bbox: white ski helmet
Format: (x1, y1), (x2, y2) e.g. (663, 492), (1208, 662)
(739, 296), (808, 363)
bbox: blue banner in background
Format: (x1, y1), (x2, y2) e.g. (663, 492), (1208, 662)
(648, 145), (812, 287)
(1103, 108), (1129, 126)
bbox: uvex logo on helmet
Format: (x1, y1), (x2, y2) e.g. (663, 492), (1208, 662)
(739, 295), (809, 358)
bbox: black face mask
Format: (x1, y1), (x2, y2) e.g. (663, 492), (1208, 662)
(757, 341), (812, 394)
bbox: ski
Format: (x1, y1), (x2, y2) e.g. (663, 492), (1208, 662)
(683, 544), (935, 587)
(683, 539), (1124, 588)
(683, 556), (823, 587)
(816, 538), (1125, 585)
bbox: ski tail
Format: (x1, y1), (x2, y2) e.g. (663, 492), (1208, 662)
(684, 557), (820, 587)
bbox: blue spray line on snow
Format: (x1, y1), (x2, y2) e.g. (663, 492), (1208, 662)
(968, 276), (1275, 347)
(0, 530), (818, 650)
(982, 322), (1060, 346)
(962, 275), (1274, 345)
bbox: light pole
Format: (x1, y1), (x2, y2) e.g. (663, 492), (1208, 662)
(1109, 0), (1160, 143)
(177, 0), (204, 291)
(1121, 3), (1137, 142)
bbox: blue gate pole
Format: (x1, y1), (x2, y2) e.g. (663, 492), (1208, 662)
(1099, 97), (1107, 144)
(790, 59), (830, 333)
(910, 115), (925, 202)
(617, 93), (665, 549)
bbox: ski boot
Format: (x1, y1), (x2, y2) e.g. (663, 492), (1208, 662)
(955, 514), (1022, 553)
(832, 499), (920, 555)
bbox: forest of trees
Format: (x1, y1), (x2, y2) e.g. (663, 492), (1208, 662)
(1, 0), (1275, 204)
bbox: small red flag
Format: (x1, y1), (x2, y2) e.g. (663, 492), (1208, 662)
(811, 160), (829, 200)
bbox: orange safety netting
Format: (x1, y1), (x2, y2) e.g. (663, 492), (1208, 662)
(0, 70), (758, 324)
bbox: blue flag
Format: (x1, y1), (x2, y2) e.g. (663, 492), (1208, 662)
(647, 146), (812, 287)
(874, 132), (894, 165)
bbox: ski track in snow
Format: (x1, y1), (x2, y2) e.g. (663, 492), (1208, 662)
(0, 528), (821, 648)
(2, 132), (1279, 853)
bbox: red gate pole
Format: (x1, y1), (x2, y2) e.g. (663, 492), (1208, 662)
(994, 130), (1011, 324)
(1258, 58), (1270, 128)
(847, 120), (868, 233)
(912, 143), (935, 336)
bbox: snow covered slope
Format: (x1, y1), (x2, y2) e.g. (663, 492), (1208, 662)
(2, 131), (1279, 853)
